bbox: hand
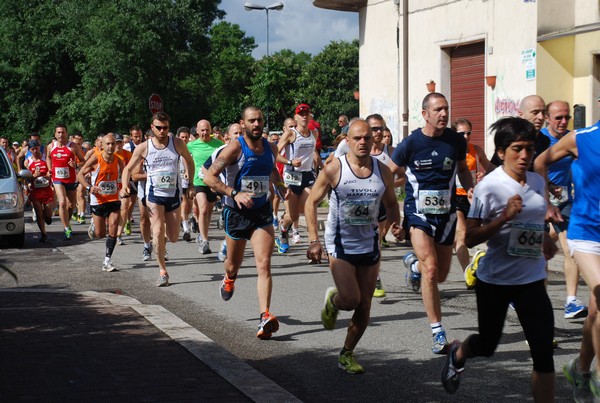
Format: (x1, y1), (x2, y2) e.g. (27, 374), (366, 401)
(475, 172), (485, 183)
(390, 222), (405, 241)
(186, 187), (196, 200)
(548, 184), (563, 199)
(234, 191), (254, 209)
(119, 187), (130, 199)
(307, 241), (324, 263)
(291, 158), (302, 168)
(543, 233), (558, 260)
(503, 194), (523, 221)
(545, 204), (563, 224)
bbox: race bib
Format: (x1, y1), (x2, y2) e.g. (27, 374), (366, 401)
(418, 189), (451, 214)
(283, 170), (302, 186)
(98, 181), (118, 195)
(343, 198), (377, 225)
(154, 171), (176, 189)
(34, 177), (50, 189)
(241, 176), (269, 198)
(507, 222), (544, 258)
(549, 187), (569, 207)
(55, 167), (70, 179)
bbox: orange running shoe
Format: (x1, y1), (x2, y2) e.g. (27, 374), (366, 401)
(256, 311), (279, 340)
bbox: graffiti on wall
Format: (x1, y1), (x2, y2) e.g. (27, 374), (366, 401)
(369, 98), (399, 138)
(494, 97), (521, 117)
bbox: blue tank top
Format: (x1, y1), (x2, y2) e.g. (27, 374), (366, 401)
(392, 128), (467, 215)
(569, 122), (600, 242)
(540, 128), (573, 199)
(223, 137), (274, 210)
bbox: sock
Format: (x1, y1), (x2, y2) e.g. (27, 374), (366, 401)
(431, 322), (443, 335)
(64, 227), (69, 231)
(106, 236), (117, 260)
(293, 228), (299, 236)
(340, 347), (351, 356)
(182, 220), (189, 231)
(411, 261), (420, 274)
(144, 242), (152, 249)
(79, 212), (84, 218)
(566, 296), (577, 305)
(104, 256), (111, 265)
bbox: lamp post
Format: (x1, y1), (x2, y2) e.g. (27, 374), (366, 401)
(244, 2), (284, 131)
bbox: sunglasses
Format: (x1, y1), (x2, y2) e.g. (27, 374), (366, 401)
(153, 125), (169, 131)
(457, 131), (472, 136)
(370, 126), (384, 132)
(553, 115), (571, 121)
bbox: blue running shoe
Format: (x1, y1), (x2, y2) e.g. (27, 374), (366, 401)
(432, 330), (450, 355)
(275, 236), (289, 253)
(403, 252), (420, 292)
(565, 299), (588, 319)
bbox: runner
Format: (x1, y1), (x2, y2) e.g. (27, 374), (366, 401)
(46, 124), (86, 240)
(306, 119), (403, 373)
(114, 133), (133, 245)
(77, 134), (125, 272)
(24, 140), (54, 242)
(120, 112), (196, 286)
(176, 127), (193, 241)
(391, 93), (474, 354)
(442, 117), (556, 402)
(203, 106), (287, 339)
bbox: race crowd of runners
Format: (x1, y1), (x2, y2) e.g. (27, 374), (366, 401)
(9, 93), (600, 402)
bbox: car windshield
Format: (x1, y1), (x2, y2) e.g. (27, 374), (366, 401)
(0, 152), (11, 179)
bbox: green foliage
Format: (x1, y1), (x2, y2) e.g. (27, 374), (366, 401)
(298, 40), (359, 140)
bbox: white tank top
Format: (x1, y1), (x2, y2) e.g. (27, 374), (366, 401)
(325, 155), (385, 256)
(371, 144), (391, 165)
(284, 128), (315, 172)
(144, 137), (181, 198)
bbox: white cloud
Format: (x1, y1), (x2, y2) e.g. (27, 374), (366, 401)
(219, 0), (358, 58)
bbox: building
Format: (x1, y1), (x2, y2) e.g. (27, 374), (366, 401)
(314, 0), (600, 154)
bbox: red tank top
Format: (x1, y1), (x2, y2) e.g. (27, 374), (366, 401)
(51, 143), (77, 184)
(29, 159), (54, 199)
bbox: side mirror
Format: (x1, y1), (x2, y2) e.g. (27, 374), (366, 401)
(17, 169), (33, 180)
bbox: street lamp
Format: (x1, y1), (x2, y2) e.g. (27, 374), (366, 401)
(244, 2), (284, 131)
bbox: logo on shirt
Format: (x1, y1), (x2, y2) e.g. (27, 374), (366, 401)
(414, 159), (433, 170)
(343, 179), (357, 185)
(431, 151), (438, 157)
(442, 157), (453, 170)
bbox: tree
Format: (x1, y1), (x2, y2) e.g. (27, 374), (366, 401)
(205, 22), (256, 128)
(247, 49), (311, 130)
(298, 40), (359, 138)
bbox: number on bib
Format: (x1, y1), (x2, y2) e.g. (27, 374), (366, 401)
(34, 177), (50, 188)
(507, 222), (544, 258)
(283, 171), (302, 186)
(417, 189), (450, 214)
(343, 199), (377, 225)
(155, 171), (176, 189)
(241, 176), (269, 198)
(55, 167), (70, 179)
(98, 181), (118, 195)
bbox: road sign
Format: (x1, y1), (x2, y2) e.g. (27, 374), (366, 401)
(148, 93), (163, 114)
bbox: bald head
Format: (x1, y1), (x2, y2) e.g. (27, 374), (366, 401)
(347, 119), (373, 158)
(102, 133), (116, 155)
(545, 100), (571, 138)
(196, 120), (212, 142)
(518, 95), (546, 131)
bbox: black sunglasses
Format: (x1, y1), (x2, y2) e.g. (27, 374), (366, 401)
(457, 131), (472, 136)
(154, 125), (169, 131)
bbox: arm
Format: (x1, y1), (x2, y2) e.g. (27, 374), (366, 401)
(16, 147), (27, 171)
(379, 163), (404, 241)
(174, 137), (196, 199)
(473, 144), (496, 177)
(269, 143), (289, 200)
(203, 141), (248, 208)
(305, 160), (338, 262)
(277, 130), (294, 153)
(465, 194), (521, 248)
(131, 160), (147, 181)
(120, 142), (146, 197)
(46, 143), (53, 172)
(72, 143), (86, 162)
(76, 155), (99, 192)
(456, 159), (474, 194)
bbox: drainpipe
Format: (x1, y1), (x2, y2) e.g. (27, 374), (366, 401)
(402, 0), (409, 139)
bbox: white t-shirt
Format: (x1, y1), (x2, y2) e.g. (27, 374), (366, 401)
(468, 167), (547, 285)
(333, 138), (349, 158)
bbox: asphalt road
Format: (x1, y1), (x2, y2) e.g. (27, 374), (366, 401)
(1, 209), (589, 402)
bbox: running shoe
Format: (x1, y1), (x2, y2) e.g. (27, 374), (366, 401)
(590, 371), (600, 400)
(182, 230), (191, 242)
(76, 215), (86, 225)
(44, 216), (52, 225)
(338, 351), (364, 374)
(220, 275), (235, 301)
(432, 330), (449, 355)
(275, 236), (289, 253)
(124, 220), (132, 235)
(564, 357), (591, 394)
(373, 278), (386, 298)
(381, 238), (390, 248)
(190, 216), (199, 233)
(102, 261), (118, 272)
(156, 273), (169, 287)
(117, 236), (125, 246)
(88, 222), (96, 240)
(321, 287), (339, 330)
(256, 311), (279, 340)
(71, 212), (78, 221)
(441, 340), (464, 394)
(292, 231), (301, 244)
(218, 240), (227, 262)
(565, 300), (588, 319)
(64, 227), (72, 240)
(39, 233), (48, 243)
(403, 252), (420, 293)
(465, 250), (485, 289)
(142, 246), (152, 261)
(198, 239), (211, 255)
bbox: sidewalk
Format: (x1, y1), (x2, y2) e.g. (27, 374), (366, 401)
(0, 289), (300, 402)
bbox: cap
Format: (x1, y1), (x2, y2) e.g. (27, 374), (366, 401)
(114, 133), (124, 142)
(28, 140), (41, 148)
(295, 103), (311, 114)
(12, 141), (19, 146)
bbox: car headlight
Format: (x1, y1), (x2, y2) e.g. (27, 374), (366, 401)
(0, 193), (18, 209)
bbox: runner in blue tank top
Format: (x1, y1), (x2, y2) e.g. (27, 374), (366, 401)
(535, 101), (600, 397)
(391, 92), (474, 354)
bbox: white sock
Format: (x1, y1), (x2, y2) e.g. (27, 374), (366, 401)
(566, 296), (577, 305)
(144, 242), (152, 249)
(431, 322), (443, 335)
(411, 261), (420, 274)
(182, 220), (189, 231)
(104, 256), (110, 264)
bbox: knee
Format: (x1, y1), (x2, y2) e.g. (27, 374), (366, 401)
(336, 294), (360, 311)
(419, 262), (439, 283)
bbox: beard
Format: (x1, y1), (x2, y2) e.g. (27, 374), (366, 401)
(246, 128), (263, 141)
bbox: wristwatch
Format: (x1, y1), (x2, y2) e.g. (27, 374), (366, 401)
(231, 189), (238, 199)
(86, 185), (91, 192)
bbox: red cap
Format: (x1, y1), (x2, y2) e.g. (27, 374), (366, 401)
(295, 103), (311, 114)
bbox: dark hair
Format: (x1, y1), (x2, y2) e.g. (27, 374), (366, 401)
(150, 112), (170, 123)
(490, 117), (537, 151)
(55, 123), (67, 131)
(451, 118), (472, 131)
(242, 106), (262, 120)
(176, 126), (190, 136)
(29, 132), (40, 138)
(73, 130), (83, 139)
(365, 113), (385, 123)
(383, 127), (393, 146)
(129, 125), (143, 133)
(422, 92), (446, 110)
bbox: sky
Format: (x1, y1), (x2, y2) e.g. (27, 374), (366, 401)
(218, 1), (359, 58)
